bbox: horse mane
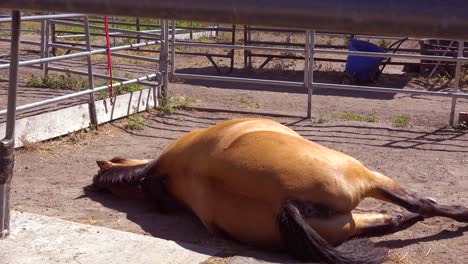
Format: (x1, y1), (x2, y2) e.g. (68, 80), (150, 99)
(92, 159), (158, 188)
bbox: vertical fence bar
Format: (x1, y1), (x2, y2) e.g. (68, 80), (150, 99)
(449, 40), (465, 126)
(160, 19), (169, 105)
(84, 16), (98, 127)
(50, 19), (56, 56)
(43, 17), (50, 77)
(136, 17), (141, 44)
(189, 21), (193, 40)
(307, 30), (316, 118)
(0, 10), (21, 239)
(304, 30), (311, 118)
(171, 20), (176, 76)
(40, 16), (46, 70)
(112, 16), (116, 47)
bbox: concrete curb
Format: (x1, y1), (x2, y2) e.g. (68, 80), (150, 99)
(1, 211), (220, 264)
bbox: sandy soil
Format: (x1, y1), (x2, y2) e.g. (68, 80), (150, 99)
(10, 108), (468, 264)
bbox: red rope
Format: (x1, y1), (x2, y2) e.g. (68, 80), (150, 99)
(104, 16), (113, 99)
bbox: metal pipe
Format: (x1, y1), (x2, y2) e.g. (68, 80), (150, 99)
(43, 17), (50, 77)
(314, 49), (468, 63)
(0, 13), (84, 23)
(4, 12), (20, 140)
(175, 73), (303, 88)
(160, 20), (169, 104)
(304, 30), (310, 118)
(48, 43), (159, 62)
(170, 20), (176, 75)
(0, 74), (160, 116)
(313, 82), (468, 98)
(40, 17), (46, 70)
(449, 41), (465, 126)
(49, 19), (160, 38)
(175, 41), (304, 53)
(0, 40), (160, 70)
(1, 10), (21, 240)
(173, 41), (468, 64)
(307, 31), (315, 118)
(3, 1), (468, 40)
(0, 38), (42, 46)
(84, 16), (98, 127)
(173, 73), (468, 99)
(46, 66), (158, 87)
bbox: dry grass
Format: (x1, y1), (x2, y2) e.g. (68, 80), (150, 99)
(200, 256), (230, 264)
(389, 251), (415, 264)
(18, 124), (117, 155)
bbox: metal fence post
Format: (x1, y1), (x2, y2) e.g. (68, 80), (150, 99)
(40, 15), (46, 70)
(449, 40), (464, 126)
(171, 20), (176, 76)
(43, 17), (50, 77)
(50, 18), (56, 56)
(84, 16), (98, 127)
(307, 30), (316, 119)
(159, 20), (169, 105)
(304, 30), (310, 118)
(0, 10), (21, 239)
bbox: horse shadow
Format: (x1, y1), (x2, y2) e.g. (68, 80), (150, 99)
(375, 225), (468, 249)
(79, 185), (468, 263)
(80, 186), (299, 263)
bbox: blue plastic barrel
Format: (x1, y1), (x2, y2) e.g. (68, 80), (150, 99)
(345, 39), (386, 82)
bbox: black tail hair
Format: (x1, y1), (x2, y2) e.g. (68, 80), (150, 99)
(277, 201), (388, 264)
(92, 160), (158, 188)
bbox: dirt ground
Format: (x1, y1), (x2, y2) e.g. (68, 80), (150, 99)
(2, 26), (468, 264)
(9, 108), (468, 264)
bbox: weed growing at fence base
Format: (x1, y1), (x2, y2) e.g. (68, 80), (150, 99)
(393, 114), (411, 128)
(125, 113), (145, 130)
(239, 96), (260, 109)
(27, 72), (88, 91)
(333, 111), (379, 123)
(156, 95), (195, 115)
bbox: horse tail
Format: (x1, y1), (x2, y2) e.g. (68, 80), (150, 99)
(277, 200), (388, 264)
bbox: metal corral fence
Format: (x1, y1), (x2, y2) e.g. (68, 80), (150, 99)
(169, 25), (467, 125)
(1, 0), (468, 239)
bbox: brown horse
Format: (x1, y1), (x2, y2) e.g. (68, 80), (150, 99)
(90, 118), (468, 264)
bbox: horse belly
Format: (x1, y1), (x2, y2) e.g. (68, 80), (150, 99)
(192, 183), (282, 249)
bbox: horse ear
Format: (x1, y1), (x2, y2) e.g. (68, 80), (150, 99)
(96, 160), (112, 170)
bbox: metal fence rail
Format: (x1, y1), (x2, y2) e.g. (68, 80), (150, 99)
(170, 27), (466, 124)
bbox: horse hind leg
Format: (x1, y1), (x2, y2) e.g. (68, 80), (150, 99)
(367, 171), (468, 223)
(277, 200), (389, 264)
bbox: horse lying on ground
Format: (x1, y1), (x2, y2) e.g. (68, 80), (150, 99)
(90, 118), (468, 264)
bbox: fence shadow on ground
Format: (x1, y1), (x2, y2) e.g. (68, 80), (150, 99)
(117, 110), (468, 154)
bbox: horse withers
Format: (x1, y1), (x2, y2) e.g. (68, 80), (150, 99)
(90, 118), (468, 264)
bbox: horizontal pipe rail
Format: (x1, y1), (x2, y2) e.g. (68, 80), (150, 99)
(0, 13), (84, 23)
(0, 40), (160, 70)
(173, 41), (468, 63)
(175, 73), (303, 87)
(174, 73), (468, 99)
(0, 74), (160, 116)
(48, 43), (159, 62)
(47, 66), (159, 87)
(3, 1), (468, 40)
(175, 41), (304, 53)
(49, 19), (161, 38)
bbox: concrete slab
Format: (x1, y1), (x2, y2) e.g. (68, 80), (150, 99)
(1, 211), (220, 264)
